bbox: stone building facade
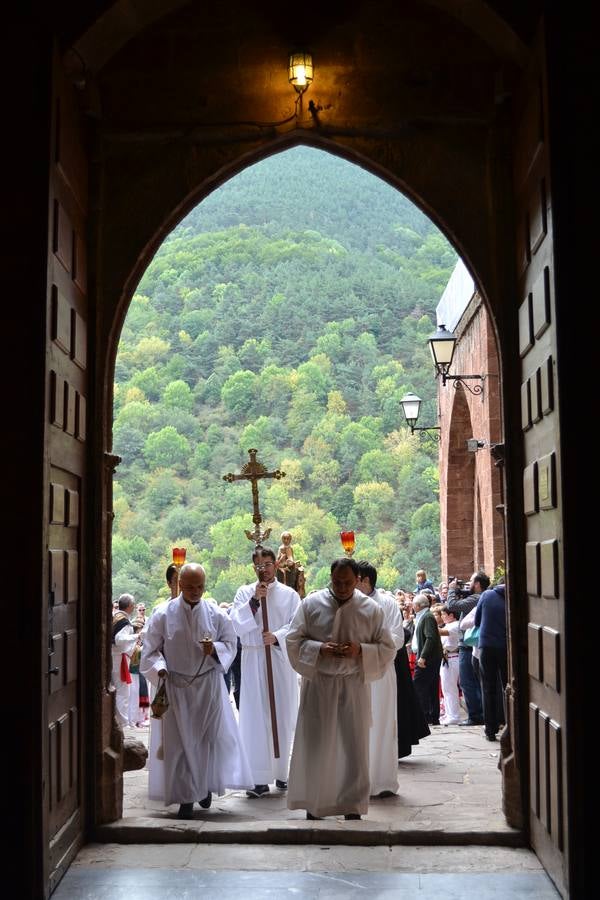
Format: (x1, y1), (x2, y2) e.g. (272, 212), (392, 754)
(437, 262), (505, 582)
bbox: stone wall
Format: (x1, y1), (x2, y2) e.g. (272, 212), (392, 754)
(439, 295), (505, 583)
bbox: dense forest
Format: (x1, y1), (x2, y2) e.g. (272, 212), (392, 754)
(112, 147), (457, 607)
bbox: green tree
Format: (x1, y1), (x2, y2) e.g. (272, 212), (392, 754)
(238, 337), (272, 372)
(145, 469), (183, 516)
(330, 484), (355, 524)
(114, 400), (156, 433)
(163, 505), (204, 541)
(210, 514), (258, 567)
(221, 370), (258, 416)
(130, 366), (164, 401)
(212, 563), (256, 603)
(112, 559), (152, 606)
(296, 358), (332, 400)
(113, 423), (146, 462)
(327, 390), (347, 414)
(352, 481), (396, 530)
(287, 390), (323, 446)
(239, 417), (277, 457)
(355, 449), (397, 484)
(163, 379), (194, 412)
(215, 345), (242, 380)
(130, 336), (170, 368)
(410, 501), (440, 532)
(309, 458), (341, 490)
(143, 427), (190, 470)
(338, 422), (380, 474)
(191, 442), (211, 472)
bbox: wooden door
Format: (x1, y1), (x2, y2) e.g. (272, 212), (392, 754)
(44, 53), (89, 895)
(514, 32), (568, 896)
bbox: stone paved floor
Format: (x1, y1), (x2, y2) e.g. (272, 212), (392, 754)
(55, 720), (561, 898)
(102, 721), (515, 844)
(54, 845), (560, 899)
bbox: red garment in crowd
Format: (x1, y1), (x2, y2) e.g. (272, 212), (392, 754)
(408, 650), (416, 677)
(120, 654), (132, 684)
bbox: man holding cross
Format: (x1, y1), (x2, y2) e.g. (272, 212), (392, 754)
(231, 547), (301, 798)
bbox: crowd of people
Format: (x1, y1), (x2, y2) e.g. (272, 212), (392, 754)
(392, 570), (508, 740)
(110, 555), (507, 820)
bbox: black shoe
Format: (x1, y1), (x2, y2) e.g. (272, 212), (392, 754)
(377, 790), (396, 798)
(485, 733), (497, 742)
(246, 784), (270, 798)
(275, 779), (288, 790)
(199, 792), (212, 809)
(344, 813), (361, 820)
(460, 718), (484, 726)
(177, 802), (195, 819)
(306, 811), (322, 820)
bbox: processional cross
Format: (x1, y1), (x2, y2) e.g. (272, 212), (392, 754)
(222, 449), (286, 758)
(222, 448), (286, 546)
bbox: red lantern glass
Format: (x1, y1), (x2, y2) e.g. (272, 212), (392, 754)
(340, 531), (355, 555)
(172, 547), (187, 566)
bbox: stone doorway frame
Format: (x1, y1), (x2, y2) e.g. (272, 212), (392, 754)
(92, 133), (522, 833)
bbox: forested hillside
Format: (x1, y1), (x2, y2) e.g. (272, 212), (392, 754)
(112, 147), (457, 606)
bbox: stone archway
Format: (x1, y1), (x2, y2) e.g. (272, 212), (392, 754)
(103, 132), (510, 840)
(94, 121), (517, 831)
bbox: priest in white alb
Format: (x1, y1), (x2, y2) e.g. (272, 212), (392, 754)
(356, 560), (405, 797)
(231, 547), (301, 798)
(286, 557), (396, 820)
(141, 562), (253, 818)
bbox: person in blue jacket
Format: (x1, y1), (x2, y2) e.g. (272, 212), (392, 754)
(474, 581), (507, 741)
(414, 569), (435, 594)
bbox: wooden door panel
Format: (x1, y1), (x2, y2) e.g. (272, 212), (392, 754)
(44, 54), (88, 894)
(515, 33), (567, 894)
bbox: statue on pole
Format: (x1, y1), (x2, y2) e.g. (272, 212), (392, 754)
(275, 531), (306, 599)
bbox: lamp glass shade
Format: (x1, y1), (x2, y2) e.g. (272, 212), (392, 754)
(289, 52), (313, 91)
(400, 392), (422, 427)
(172, 547), (187, 566)
(340, 530), (355, 554)
(428, 323), (456, 371)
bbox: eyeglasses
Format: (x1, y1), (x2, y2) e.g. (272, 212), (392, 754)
(256, 561), (275, 569)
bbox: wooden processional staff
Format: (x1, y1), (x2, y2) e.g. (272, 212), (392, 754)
(223, 448), (286, 758)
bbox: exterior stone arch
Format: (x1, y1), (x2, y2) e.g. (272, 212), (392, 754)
(442, 385), (476, 581)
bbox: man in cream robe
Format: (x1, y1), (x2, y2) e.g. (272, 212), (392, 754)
(356, 560), (405, 797)
(141, 563), (253, 818)
(231, 547), (301, 796)
(286, 558), (396, 820)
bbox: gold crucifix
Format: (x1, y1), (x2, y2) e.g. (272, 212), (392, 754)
(222, 448), (286, 545)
